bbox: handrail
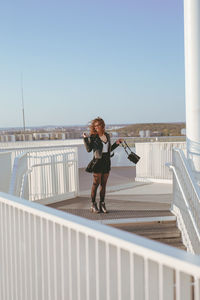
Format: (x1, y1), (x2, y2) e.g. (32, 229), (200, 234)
(167, 147), (200, 253)
(1, 192), (200, 275)
(173, 148), (200, 199)
(167, 162), (200, 244)
(9, 148), (79, 201)
(21, 159), (78, 198)
(9, 152), (27, 195)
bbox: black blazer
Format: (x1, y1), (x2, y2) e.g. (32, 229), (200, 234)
(83, 132), (119, 159)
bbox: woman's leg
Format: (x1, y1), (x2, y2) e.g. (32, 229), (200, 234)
(99, 173), (109, 201)
(90, 173), (101, 212)
(99, 173), (109, 213)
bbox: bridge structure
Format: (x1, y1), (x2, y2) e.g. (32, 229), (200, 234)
(1, 0), (200, 299)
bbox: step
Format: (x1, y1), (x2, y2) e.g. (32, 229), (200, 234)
(133, 227), (181, 239)
(137, 230), (186, 250)
(173, 244), (187, 250)
(112, 225), (180, 239)
(151, 237), (186, 250)
(161, 241), (186, 250)
(150, 237), (186, 249)
(110, 220), (177, 231)
(155, 237), (183, 244)
(109, 219), (186, 250)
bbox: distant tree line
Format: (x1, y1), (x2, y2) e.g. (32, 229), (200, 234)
(113, 122), (186, 137)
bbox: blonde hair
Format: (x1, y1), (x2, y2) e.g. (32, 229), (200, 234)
(89, 117), (105, 135)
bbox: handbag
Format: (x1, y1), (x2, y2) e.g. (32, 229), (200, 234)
(85, 157), (99, 173)
(121, 140), (140, 164)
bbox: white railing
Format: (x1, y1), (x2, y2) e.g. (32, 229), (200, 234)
(0, 143), (82, 169)
(0, 139), (84, 149)
(0, 139), (134, 171)
(0, 151), (13, 193)
(0, 139), (188, 197)
(0, 138), (187, 173)
(9, 147), (79, 204)
(9, 153), (29, 199)
(170, 148), (200, 254)
(135, 142), (186, 182)
(0, 192), (200, 300)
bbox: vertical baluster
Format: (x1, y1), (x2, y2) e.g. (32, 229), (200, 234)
(158, 264), (164, 300)
(175, 270), (181, 300)
(130, 252), (134, 300)
(95, 238), (100, 300)
(144, 258), (149, 300)
(106, 242), (110, 300)
(194, 277), (200, 300)
(117, 247), (121, 300)
(85, 234), (90, 300)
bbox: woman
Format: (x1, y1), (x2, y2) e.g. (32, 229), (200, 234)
(83, 117), (123, 213)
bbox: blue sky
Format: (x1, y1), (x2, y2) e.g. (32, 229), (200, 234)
(0, 0), (185, 127)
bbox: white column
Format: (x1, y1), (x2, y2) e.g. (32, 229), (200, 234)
(184, 0), (200, 173)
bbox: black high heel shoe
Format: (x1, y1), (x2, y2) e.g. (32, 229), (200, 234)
(99, 202), (108, 213)
(90, 202), (99, 213)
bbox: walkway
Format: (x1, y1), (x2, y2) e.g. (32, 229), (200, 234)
(48, 167), (186, 249)
(49, 166), (173, 222)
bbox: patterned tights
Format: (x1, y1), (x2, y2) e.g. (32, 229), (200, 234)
(91, 173), (109, 203)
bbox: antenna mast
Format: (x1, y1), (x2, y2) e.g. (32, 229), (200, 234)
(21, 73), (26, 132)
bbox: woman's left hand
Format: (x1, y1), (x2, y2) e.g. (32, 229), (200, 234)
(116, 138), (124, 144)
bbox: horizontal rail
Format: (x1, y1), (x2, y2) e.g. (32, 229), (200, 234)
(9, 148), (79, 202)
(1, 191), (200, 299)
(170, 148), (200, 254)
(136, 142), (186, 182)
(167, 162), (200, 244)
(2, 192), (200, 274)
(27, 159), (77, 168)
(173, 148), (200, 199)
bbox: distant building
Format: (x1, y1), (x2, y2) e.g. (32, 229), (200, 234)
(151, 131), (162, 137)
(0, 135), (16, 142)
(24, 134), (33, 141)
(33, 133), (50, 140)
(16, 134), (25, 141)
(181, 128), (186, 135)
(139, 130), (145, 138)
(107, 125), (125, 130)
(0, 129), (83, 143)
(145, 130), (151, 137)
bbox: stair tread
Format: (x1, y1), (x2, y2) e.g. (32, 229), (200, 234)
(108, 219), (186, 251)
(152, 238), (185, 246)
(109, 221), (176, 230)
(144, 236), (186, 250)
(155, 237), (183, 243)
(122, 226), (180, 234)
(165, 243), (187, 250)
(137, 232), (180, 238)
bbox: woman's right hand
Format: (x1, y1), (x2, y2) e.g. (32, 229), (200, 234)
(83, 132), (87, 138)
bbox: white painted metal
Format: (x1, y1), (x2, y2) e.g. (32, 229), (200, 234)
(184, 0), (200, 172)
(0, 139), (84, 149)
(9, 153), (28, 198)
(0, 138), (186, 170)
(0, 141), (135, 179)
(169, 163), (200, 246)
(170, 148), (200, 254)
(0, 152), (13, 193)
(136, 142), (186, 182)
(1, 191), (200, 299)
(9, 147), (79, 203)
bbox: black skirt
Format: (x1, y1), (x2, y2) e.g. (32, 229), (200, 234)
(92, 153), (111, 173)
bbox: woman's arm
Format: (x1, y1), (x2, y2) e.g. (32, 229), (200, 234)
(111, 138), (123, 151)
(83, 133), (93, 152)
